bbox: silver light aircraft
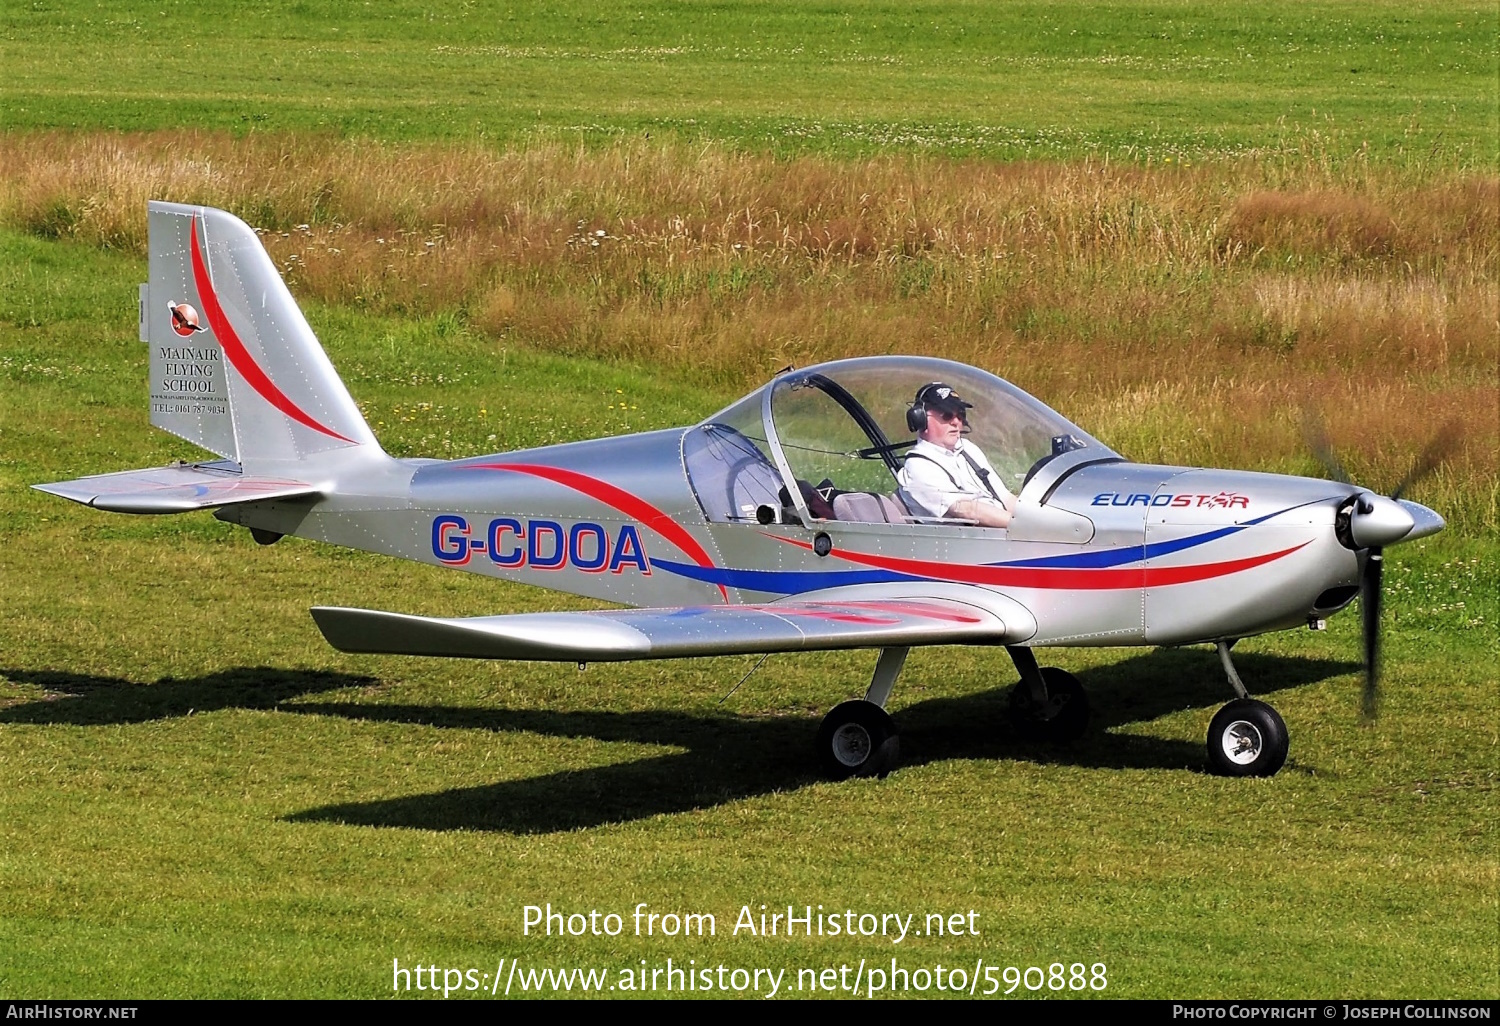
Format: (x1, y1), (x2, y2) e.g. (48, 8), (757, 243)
(37, 203), (1447, 779)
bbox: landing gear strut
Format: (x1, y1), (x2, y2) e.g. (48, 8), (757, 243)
(815, 647), (905, 779)
(1206, 641), (1289, 777)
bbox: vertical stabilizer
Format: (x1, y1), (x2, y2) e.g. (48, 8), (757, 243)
(143, 202), (380, 466)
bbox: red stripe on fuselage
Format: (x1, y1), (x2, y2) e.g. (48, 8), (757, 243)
(769, 535), (1311, 589)
(188, 215), (357, 445)
(471, 463), (729, 602)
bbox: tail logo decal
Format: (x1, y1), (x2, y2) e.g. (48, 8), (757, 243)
(188, 214), (358, 445)
(167, 301), (206, 337)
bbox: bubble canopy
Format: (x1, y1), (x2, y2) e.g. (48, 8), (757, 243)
(693, 357), (1117, 522)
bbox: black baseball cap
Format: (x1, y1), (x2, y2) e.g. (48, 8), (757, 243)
(915, 382), (973, 414)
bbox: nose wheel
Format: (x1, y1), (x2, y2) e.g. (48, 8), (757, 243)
(1207, 698), (1289, 777)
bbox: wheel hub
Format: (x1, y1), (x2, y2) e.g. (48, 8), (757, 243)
(1221, 719), (1264, 765)
(830, 723), (872, 767)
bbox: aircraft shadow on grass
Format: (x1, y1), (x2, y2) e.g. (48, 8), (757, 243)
(0, 650), (1356, 834)
(0, 666), (373, 725)
(282, 647), (1358, 835)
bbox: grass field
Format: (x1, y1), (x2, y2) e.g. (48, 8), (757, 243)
(1, 0), (1497, 1000)
(3, 1), (1496, 165)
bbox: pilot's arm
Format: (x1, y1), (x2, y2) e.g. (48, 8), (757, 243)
(949, 443), (1015, 527)
(899, 447), (1015, 527)
(946, 496), (1013, 528)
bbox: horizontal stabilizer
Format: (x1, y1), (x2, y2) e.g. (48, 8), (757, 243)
(311, 595), (1021, 662)
(33, 462), (321, 514)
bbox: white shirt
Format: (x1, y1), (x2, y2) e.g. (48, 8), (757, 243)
(898, 437), (1015, 519)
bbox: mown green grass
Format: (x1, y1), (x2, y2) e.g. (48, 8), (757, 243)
(1, 230), (1494, 998)
(3, 0), (1495, 166)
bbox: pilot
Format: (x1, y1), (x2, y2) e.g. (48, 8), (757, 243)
(898, 382), (1016, 528)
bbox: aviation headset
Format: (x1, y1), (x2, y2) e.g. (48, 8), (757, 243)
(906, 382), (971, 433)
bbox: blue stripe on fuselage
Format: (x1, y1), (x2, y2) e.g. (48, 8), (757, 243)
(651, 560), (916, 594)
(991, 508), (1290, 569)
(656, 505), (1309, 594)
(1000, 525), (1236, 568)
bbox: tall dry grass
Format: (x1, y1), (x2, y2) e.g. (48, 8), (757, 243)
(3, 131), (1495, 531)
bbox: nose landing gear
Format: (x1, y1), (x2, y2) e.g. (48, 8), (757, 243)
(1207, 641), (1290, 777)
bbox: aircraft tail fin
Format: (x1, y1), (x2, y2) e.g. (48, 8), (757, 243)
(141, 201), (381, 468)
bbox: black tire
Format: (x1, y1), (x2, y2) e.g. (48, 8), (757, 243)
(1008, 667), (1090, 743)
(816, 700), (899, 779)
(1206, 699), (1289, 778)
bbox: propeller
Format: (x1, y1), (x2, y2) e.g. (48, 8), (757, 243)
(1302, 408), (1350, 485)
(1303, 410), (1462, 720)
(1359, 544), (1382, 720)
(1391, 420), (1463, 502)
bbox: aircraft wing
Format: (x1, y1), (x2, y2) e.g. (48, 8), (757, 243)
(312, 588), (1032, 662)
(33, 463), (321, 514)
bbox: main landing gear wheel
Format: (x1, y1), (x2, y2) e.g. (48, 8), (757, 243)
(1206, 699), (1289, 778)
(816, 700), (899, 780)
(1008, 667), (1090, 743)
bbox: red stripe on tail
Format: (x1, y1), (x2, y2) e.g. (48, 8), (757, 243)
(189, 215), (357, 445)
